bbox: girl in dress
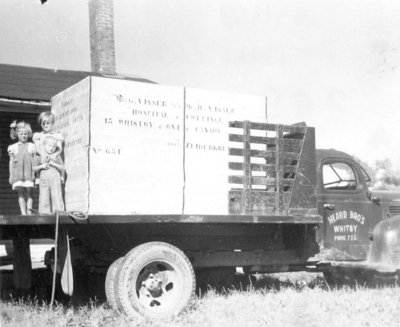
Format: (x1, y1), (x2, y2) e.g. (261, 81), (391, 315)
(8, 121), (36, 215)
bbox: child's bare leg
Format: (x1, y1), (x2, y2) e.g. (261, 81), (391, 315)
(16, 188), (27, 215)
(26, 188), (33, 215)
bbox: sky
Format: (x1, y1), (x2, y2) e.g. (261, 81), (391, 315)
(1, 0), (400, 168)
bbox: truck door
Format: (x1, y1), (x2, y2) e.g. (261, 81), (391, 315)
(318, 158), (371, 260)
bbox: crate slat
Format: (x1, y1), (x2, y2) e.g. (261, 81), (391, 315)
(229, 148), (299, 161)
(229, 175), (295, 186)
(229, 121), (307, 134)
(229, 134), (302, 149)
(228, 162), (297, 174)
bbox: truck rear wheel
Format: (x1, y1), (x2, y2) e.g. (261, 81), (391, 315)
(105, 257), (123, 310)
(115, 242), (195, 319)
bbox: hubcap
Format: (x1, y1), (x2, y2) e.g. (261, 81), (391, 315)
(131, 261), (181, 311)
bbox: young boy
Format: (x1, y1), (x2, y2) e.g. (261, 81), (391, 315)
(33, 136), (65, 214)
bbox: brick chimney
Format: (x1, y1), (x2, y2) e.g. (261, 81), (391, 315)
(88, 0), (116, 75)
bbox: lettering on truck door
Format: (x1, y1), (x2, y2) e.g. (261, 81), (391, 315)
(318, 159), (371, 260)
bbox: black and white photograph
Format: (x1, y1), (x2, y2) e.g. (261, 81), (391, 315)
(0, 1), (400, 326)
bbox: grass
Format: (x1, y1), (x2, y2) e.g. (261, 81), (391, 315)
(1, 273), (400, 327)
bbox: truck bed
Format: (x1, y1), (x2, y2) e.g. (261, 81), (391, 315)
(0, 212), (321, 240)
(0, 213), (321, 261)
(0, 212), (321, 271)
(0, 212), (321, 226)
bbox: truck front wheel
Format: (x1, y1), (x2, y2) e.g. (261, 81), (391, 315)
(115, 242), (195, 319)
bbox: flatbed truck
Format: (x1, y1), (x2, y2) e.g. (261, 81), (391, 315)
(1, 121), (400, 319)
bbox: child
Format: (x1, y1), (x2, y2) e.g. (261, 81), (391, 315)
(33, 136), (65, 214)
(33, 111), (64, 162)
(7, 121), (36, 215)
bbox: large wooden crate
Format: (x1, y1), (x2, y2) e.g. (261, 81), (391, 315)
(51, 76), (267, 215)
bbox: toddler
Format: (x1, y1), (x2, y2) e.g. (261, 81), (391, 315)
(33, 136), (65, 214)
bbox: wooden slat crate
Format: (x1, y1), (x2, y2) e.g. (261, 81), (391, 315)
(228, 121), (317, 216)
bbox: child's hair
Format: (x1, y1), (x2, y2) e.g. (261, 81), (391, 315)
(10, 121), (33, 140)
(42, 135), (57, 150)
(38, 111), (55, 126)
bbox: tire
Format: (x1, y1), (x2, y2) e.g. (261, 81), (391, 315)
(115, 242), (195, 319)
(105, 257), (123, 310)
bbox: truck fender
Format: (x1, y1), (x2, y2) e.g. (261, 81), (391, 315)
(367, 214), (400, 273)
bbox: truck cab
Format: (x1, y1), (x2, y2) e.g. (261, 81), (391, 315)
(315, 149), (400, 262)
